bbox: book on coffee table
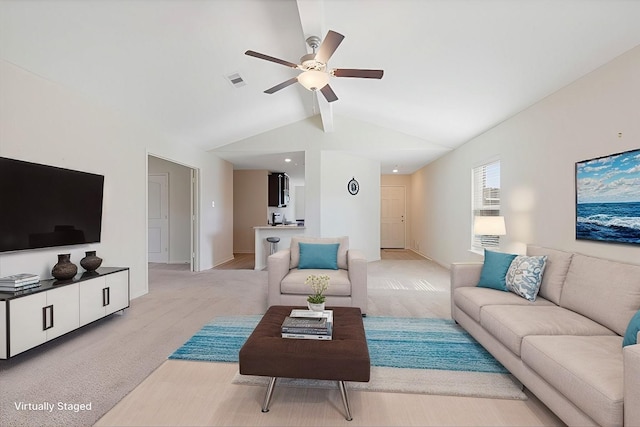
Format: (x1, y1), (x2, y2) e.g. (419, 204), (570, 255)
(281, 332), (332, 340)
(281, 310), (333, 340)
(281, 316), (328, 333)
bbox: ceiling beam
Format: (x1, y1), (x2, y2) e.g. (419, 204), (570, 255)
(296, 0), (334, 133)
(315, 92), (334, 132)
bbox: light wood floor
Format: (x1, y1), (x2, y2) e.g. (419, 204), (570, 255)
(97, 252), (565, 427)
(215, 249), (429, 270)
(96, 361), (562, 427)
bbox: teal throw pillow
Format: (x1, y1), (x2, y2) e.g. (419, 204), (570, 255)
(505, 255), (547, 301)
(477, 249), (517, 291)
(623, 310), (640, 347)
(298, 243), (340, 270)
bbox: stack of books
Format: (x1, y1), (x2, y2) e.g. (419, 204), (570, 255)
(281, 309), (333, 340)
(0, 273), (41, 293)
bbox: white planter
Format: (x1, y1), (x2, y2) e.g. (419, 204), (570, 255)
(307, 302), (325, 312)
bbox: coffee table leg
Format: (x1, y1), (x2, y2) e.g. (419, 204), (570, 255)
(261, 377), (277, 413)
(338, 381), (353, 421)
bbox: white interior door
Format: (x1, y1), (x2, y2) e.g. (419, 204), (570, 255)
(148, 173), (169, 263)
(380, 185), (406, 248)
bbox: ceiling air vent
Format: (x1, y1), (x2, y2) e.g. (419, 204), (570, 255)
(225, 72), (246, 88)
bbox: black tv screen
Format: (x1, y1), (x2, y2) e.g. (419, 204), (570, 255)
(0, 157), (104, 253)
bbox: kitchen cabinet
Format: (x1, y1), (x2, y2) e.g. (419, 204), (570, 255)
(268, 172), (289, 207)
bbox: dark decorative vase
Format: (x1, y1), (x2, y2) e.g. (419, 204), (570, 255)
(52, 254), (78, 280)
(80, 250), (103, 272)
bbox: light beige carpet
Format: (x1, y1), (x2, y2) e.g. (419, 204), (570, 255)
(0, 257), (533, 427)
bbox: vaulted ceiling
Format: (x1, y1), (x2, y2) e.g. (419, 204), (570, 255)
(2, 0), (640, 178)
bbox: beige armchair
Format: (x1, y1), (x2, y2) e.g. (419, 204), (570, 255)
(267, 236), (368, 315)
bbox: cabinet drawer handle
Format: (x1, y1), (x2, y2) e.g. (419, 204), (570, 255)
(42, 305), (54, 331)
(102, 287), (110, 307)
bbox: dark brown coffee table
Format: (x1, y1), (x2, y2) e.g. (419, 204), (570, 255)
(239, 305), (370, 420)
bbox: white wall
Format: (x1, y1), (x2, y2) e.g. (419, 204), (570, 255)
(412, 46), (640, 267)
(0, 60), (234, 298)
(319, 151), (381, 262)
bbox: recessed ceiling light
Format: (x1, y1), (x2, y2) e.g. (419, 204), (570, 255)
(284, 158), (292, 162)
(392, 166), (399, 173)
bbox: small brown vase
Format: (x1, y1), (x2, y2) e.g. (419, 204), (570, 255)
(52, 254), (78, 280)
(80, 250), (103, 272)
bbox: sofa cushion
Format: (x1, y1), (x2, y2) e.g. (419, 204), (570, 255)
(505, 255), (547, 301)
(623, 310), (640, 347)
(560, 253), (640, 336)
(453, 287), (555, 323)
(281, 268), (351, 296)
(526, 245), (573, 305)
(298, 242), (339, 270)
(290, 236), (349, 270)
(480, 305), (616, 356)
(476, 250), (516, 291)
(522, 335), (623, 427)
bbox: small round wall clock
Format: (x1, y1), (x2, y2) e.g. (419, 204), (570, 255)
(347, 177), (359, 195)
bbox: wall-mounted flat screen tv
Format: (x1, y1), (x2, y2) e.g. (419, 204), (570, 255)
(0, 157), (104, 253)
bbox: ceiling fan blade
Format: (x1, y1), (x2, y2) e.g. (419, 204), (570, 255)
(320, 84), (338, 103)
(315, 30), (345, 64)
(333, 69), (384, 79)
(264, 77), (299, 94)
(245, 50), (299, 69)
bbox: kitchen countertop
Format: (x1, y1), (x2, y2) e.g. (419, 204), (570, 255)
(253, 225), (307, 270)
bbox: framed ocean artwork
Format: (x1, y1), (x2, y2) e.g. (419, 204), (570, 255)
(575, 148), (640, 245)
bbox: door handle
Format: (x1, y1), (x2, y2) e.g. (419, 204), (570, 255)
(42, 305), (54, 330)
(102, 287), (110, 307)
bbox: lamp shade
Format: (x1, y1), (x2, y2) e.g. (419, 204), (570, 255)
(297, 70), (329, 91)
(473, 216), (506, 236)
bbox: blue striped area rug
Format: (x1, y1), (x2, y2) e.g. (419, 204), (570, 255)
(169, 315), (506, 374)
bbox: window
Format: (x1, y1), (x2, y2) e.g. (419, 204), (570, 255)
(471, 160), (501, 252)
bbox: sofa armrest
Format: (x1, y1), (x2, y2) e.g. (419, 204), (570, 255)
(624, 343), (640, 426)
(450, 262), (483, 319)
(450, 262), (483, 290)
(347, 250), (367, 315)
(267, 249), (291, 307)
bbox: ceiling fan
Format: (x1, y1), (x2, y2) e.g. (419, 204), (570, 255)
(245, 30), (383, 103)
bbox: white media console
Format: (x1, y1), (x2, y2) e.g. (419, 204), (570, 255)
(0, 267), (129, 359)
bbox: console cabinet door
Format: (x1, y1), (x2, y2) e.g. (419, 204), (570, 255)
(45, 283), (80, 340)
(79, 277), (107, 326)
(0, 302), (6, 359)
(104, 270), (129, 315)
(9, 292), (47, 357)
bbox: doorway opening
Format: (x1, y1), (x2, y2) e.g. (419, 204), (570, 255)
(147, 155), (199, 272)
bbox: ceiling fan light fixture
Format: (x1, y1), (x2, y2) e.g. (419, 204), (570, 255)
(298, 70), (329, 91)
(300, 53), (326, 71)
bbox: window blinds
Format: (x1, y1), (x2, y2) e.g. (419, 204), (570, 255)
(471, 160), (501, 251)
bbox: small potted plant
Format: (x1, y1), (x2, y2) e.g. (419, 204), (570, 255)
(306, 274), (330, 311)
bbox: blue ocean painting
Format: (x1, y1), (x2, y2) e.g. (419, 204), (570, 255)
(576, 202), (640, 244)
(576, 149), (640, 245)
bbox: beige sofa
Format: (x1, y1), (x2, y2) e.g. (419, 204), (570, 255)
(267, 236), (368, 314)
(451, 245), (640, 427)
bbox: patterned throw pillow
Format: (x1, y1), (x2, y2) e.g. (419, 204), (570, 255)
(506, 255), (548, 301)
